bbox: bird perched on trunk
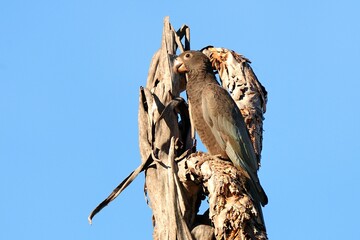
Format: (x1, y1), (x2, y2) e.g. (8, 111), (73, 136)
(201, 47), (268, 168)
(173, 51), (268, 207)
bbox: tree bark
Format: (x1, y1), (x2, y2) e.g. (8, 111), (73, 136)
(139, 16), (197, 240)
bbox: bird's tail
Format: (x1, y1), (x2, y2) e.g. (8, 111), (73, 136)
(242, 170), (267, 208)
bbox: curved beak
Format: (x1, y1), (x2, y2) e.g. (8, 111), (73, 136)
(173, 57), (188, 73)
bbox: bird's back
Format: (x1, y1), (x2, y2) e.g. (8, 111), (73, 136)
(174, 50), (267, 205)
(188, 79), (267, 206)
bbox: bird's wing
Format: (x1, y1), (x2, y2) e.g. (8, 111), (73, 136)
(201, 83), (267, 205)
(201, 84), (258, 174)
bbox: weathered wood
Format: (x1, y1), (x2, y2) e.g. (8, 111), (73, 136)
(88, 18), (196, 232)
(178, 153), (267, 240)
(140, 17), (198, 240)
(89, 16), (268, 240)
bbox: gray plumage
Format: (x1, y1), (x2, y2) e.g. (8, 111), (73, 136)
(173, 51), (267, 206)
(202, 47), (267, 167)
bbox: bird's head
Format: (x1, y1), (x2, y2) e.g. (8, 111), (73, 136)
(173, 51), (212, 74)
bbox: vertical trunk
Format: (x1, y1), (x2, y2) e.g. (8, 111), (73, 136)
(139, 17), (198, 240)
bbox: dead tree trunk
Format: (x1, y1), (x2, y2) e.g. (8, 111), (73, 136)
(89, 16), (267, 240)
(139, 17), (197, 240)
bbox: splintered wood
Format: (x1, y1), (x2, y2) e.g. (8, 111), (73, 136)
(139, 17), (196, 240)
(179, 153), (267, 240)
(89, 16), (268, 240)
(140, 23), (268, 239)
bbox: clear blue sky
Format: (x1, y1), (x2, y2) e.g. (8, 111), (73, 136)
(1, 1), (359, 239)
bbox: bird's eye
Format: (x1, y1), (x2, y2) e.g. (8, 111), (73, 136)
(185, 53), (191, 58)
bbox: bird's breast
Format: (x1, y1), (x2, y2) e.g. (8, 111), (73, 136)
(188, 98), (226, 156)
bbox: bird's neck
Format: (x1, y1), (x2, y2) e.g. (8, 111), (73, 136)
(186, 70), (217, 100)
